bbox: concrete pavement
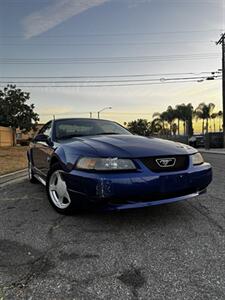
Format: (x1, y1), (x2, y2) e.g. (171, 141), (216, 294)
(0, 169), (27, 186)
(0, 153), (224, 299)
(199, 148), (225, 155)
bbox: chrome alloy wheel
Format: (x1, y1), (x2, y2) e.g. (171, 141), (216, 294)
(49, 170), (71, 209)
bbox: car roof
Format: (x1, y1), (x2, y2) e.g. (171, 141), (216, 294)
(53, 118), (113, 122)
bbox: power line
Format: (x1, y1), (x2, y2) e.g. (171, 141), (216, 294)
(0, 71), (220, 79)
(0, 75), (221, 84)
(0, 53), (220, 65)
(1, 53), (219, 60)
(0, 29), (221, 38)
(0, 41), (213, 47)
(0, 78), (221, 88)
(0, 58), (219, 65)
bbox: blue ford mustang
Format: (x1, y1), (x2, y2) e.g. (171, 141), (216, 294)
(27, 118), (212, 214)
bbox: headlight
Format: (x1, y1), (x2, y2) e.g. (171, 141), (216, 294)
(191, 152), (204, 165)
(76, 157), (136, 171)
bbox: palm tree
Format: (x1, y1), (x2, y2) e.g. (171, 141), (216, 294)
(194, 103), (215, 134)
(152, 111), (168, 134)
(166, 106), (177, 135)
(150, 118), (163, 135)
(218, 110), (223, 131)
(127, 119), (151, 136)
(210, 112), (217, 132)
(172, 123), (178, 136)
(194, 108), (205, 134)
(175, 103), (193, 136)
(174, 105), (184, 135)
(153, 106), (177, 135)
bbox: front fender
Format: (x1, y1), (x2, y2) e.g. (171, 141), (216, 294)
(53, 146), (79, 172)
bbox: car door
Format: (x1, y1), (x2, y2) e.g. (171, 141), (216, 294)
(32, 121), (53, 177)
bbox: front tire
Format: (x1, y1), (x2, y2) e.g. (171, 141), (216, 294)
(46, 163), (75, 214)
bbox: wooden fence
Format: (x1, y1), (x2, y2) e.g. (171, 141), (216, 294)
(0, 126), (13, 147)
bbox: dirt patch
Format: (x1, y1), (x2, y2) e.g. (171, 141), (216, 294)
(0, 146), (28, 175)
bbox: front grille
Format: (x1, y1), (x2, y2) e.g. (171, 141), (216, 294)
(141, 155), (189, 173)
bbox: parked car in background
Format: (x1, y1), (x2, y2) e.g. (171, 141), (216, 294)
(27, 118), (212, 214)
(207, 132), (224, 148)
(189, 134), (205, 148)
(189, 132), (224, 149)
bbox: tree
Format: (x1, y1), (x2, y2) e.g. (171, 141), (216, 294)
(175, 105), (185, 135)
(127, 118), (163, 136)
(172, 123), (178, 136)
(210, 113), (217, 132)
(165, 106), (177, 135)
(194, 103), (215, 134)
(153, 111), (167, 133)
(194, 107), (205, 134)
(0, 85), (39, 145)
(218, 110), (223, 131)
(150, 118), (163, 135)
(173, 103), (193, 136)
(127, 119), (151, 136)
(153, 107), (177, 135)
(184, 103), (194, 137)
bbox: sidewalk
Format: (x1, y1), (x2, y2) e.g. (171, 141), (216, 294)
(199, 148), (225, 155)
(0, 169), (27, 187)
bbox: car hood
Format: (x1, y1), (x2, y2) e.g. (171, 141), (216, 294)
(63, 135), (196, 158)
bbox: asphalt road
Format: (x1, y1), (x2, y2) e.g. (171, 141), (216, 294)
(0, 153), (225, 300)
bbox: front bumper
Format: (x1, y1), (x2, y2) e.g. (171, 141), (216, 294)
(102, 189), (207, 211)
(63, 162), (212, 211)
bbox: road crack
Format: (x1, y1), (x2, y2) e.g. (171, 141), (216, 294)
(188, 201), (225, 233)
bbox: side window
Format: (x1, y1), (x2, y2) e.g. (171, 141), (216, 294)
(40, 122), (52, 137)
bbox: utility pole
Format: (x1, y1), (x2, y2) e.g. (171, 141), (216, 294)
(216, 33), (225, 147)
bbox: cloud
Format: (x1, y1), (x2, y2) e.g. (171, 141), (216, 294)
(22, 0), (109, 38)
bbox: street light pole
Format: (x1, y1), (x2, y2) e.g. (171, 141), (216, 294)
(216, 33), (225, 147)
(97, 107), (112, 119)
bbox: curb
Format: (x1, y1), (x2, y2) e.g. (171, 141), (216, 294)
(0, 169), (28, 186)
(199, 149), (225, 155)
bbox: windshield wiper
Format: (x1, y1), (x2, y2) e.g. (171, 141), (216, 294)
(58, 132), (121, 139)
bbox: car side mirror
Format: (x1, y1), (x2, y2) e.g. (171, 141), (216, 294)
(34, 134), (54, 146)
(34, 134), (50, 144)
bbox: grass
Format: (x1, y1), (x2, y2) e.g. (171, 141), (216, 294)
(0, 146), (28, 175)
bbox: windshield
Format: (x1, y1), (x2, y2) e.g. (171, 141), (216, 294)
(55, 119), (131, 140)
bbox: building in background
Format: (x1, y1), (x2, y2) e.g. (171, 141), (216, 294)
(0, 124), (44, 147)
(16, 124), (44, 145)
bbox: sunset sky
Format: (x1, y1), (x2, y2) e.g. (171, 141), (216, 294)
(0, 0), (225, 132)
